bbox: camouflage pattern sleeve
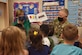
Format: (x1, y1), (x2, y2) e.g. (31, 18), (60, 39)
(53, 18), (70, 43)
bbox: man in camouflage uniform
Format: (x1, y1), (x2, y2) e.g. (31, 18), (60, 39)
(53, 8), (69, 43)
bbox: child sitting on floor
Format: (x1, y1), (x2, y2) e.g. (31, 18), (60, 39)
(50, 24), (82, 55)
(28, 28), (50, 55)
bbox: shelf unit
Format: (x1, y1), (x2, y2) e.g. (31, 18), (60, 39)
(0, 0), (9, 31)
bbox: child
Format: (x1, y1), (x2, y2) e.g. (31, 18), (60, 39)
(15, 23), (27, 35)
(40, 24), (54, 51)
(40, 24), (50, 47)
(48, 24), (59, 48)
(50, 24), (82, 55)
(0, 26), (28, 55)
(15, 24), (30, 48)
(28, 28), (50, 55)
(74, 27), (82, 49)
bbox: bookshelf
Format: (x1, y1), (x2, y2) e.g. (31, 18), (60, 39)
(0, 0), (9, 31)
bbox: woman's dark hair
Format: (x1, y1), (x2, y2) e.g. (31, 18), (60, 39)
(29, 28), (43, 51)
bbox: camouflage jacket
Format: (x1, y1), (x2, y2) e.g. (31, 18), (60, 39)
(53, 18), (69, 38)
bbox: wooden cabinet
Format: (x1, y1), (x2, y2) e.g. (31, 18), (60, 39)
(0, 0), (9, 31)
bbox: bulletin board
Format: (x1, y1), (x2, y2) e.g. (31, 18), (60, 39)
(14, 2), (39, 19)
(42, 0), (64, 24)
(67, 0), (82, 26)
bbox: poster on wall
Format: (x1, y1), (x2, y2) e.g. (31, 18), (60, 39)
(78, 0), (82, 26)
(14, 2), (39, 19)
(42, 0), (64, 24)
(68, 0), (78, 26)
(68, 0), (82, 26)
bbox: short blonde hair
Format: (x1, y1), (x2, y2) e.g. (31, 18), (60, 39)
(60, 8), (69, 16)
(16, 9), (24, 17)
(62, 24), (78, 41)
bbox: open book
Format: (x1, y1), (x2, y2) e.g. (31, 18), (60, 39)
(27, 12), (48, 22)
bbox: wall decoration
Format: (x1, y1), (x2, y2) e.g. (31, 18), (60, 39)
(78, 3), (82, 26)
(14, 2), (39, 19)
(68, 0), (82, 26)
(42, 0), (64, 24)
